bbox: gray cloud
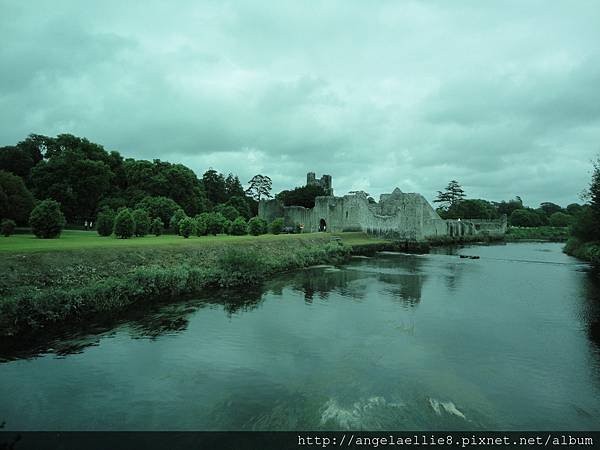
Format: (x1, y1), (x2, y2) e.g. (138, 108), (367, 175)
(1, 0), (599, 207)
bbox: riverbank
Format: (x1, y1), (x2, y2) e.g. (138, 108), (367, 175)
(563, 237), (600, 264)
(1, 233), (363, 337)
(0, 230), (505, 338)
(505, 226), (569, 242)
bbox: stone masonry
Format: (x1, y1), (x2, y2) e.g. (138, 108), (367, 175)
(259, 173), (506, 241)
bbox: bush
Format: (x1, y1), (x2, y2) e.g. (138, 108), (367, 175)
(570, 206), (598, 242)
(195, 213), (210, 236)
(269, 218), (285, 235)
(96, 209), (115, 236)
(151, 217), (164, 236)
(136, 196), (181, 225)
(247, 217), (268, 236)
(206, 212), (227, 235)
(510, 208), (542, 227)
(29, 199), (66, 239)
(215, 247), (267, 287)
(1, 218), (16, 237)
(114, 208), (135, 239)
(230, 217), (247, 235)
(169, 209), (187, 234)
(132, 208), (151, 237)
(549, 211), (572, 227)
(179, 217), (195, 238)
(214, 204), (241, 221)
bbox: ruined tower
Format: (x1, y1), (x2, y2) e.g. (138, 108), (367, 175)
(306, 172), (333, 196)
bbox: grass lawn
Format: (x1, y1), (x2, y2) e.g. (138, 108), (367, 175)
(0, 230), (386, 253)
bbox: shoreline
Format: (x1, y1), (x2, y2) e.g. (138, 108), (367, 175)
(0, 232), (556, 340)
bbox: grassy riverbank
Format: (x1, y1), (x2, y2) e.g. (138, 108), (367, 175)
(0, 232), (388, 337)
(505, 226), (569, 241)
(563, 238), (600, 263)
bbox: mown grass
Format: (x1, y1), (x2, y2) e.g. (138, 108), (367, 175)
(0, 229), (360, 253)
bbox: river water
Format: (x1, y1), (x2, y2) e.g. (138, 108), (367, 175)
(1, 242), (600, 431)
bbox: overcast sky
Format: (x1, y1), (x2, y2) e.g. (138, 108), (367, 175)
(1, 0), (599, 207)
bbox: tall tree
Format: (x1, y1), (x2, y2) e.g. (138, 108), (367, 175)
(224, 173), (245, 200)
(246, 174), (272, 202)
(434, 180), (466, 210)
(202, 169), (227, 205)
(0, 170), (35, 224)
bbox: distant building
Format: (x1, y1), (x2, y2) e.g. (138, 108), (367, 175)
(260, 172), (506, 240)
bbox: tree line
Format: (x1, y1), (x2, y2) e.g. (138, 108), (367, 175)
(0, 133), (278, 238)
(433, 179), (583, 228)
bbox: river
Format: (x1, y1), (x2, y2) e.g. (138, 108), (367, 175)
(1, 242), (599, 430)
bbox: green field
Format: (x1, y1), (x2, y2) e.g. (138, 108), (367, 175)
(0, 230), (386, 253)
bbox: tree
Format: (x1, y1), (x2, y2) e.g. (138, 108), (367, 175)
(510, 208), (542, 227)
(226, 195), (252, 219)
(566, 203), (583, 216)
(0, 170), (34, 224)
(132, 208), (151, 237)
(206, 212), (227, 235)
(549, 212), (573, 227)
(0, 146), (35, 179)
(195, 213), (210, 236)
(245, 174), (273, 202)
(269, 218), (284, 235)
(444, 199), (499, 220)
(1, 219), (16, 237)
(96, 209), (115, 236)
(114, 208), (135, 239)
(179, 217), (196, 238)
(31, 148), (112, 222)
(496, 197), (523, 217)
(571, 206), (596, 242)
(539, 202), (563, 216)
(276, 185), (326, 208)
(229, 217), (247, 235)
(136, 196), (181, 226)
(224, 173), (245, 200)
(169, 209), (188, 234)
(247, 217), (268, 236)
(202, 169), (227, 205)
(151, 218), (164, 236)
(434, 180), (466, 211)
(214, 204), (240, 221)
(29, 199), (66, 238)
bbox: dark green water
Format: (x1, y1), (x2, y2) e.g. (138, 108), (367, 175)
(1, 242), (600, 430)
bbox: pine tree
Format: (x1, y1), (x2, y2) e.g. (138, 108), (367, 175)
(434, 180), (466, 210)
(245, 174), (273, 202)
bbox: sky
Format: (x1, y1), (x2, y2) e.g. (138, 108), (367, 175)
(1, 0), (599, 207)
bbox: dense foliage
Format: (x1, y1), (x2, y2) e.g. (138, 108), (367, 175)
(151, 217), (164, 236)
(114, 208), (135, 239)
(229, 217), (247, 235)
(179, 217), (196, 238)
(0, 170), (34, 224)
(276, 185), (326, 208)
(0, 133), (257, 231)
(1, 218), (16, 237)
(132, 208), (151, 237)
(96, 209), (115, 236)
(269, 218), (285, 235)
(248, 217), (268, 236)
(29, 199), (66, 239)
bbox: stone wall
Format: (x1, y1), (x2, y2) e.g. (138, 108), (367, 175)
(260, 186), (506, 241)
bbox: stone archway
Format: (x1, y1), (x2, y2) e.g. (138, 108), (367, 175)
(319, 218), (327, 232)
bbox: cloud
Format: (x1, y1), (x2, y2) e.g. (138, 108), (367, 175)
(1, 0), (599, 207)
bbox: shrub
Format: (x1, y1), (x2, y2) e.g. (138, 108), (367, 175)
(247, 217), (268, 236)
(29, 199), (66, 239)
(1, 218), (16, 237)
(206, 212), (227, 235)
(132, 208), (151, 237)
(114, 208), (135, 239)
(223, 219), (232, 234)
(179, 217), (195, 238)
(269, 218), (284, 235)
(230, 217), (247, 235)
(195, 213), (210, 236)
(96, 209), (115, 236)
(214, 204), (241, 221)
(215, 247), (267, 287)
(136, 196), (181, 225)
(151, 217), (164, 236)
(549, 211), (572, 227)
(169, 209), (187, 234)
(510, 208), (542, 227)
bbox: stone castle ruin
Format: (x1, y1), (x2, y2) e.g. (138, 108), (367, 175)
(259, 173), (506, 241)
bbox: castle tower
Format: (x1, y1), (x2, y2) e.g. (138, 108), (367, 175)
(306, 172), (333, 196)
